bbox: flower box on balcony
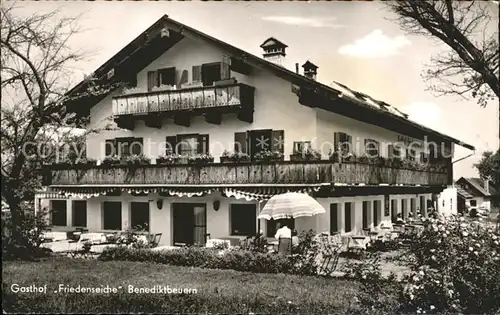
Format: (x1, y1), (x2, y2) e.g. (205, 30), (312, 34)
(214, 78), (237, 86)
(221, 151), (250, 163)
(124, 155), (151, 166)
(254, 151), (283, 162)
(156, 154), (181, 165)
(102, 155), (122, 167)
(75, 158), (97, 167)
(188, 154), (214, 166)
(290, 148), (322, 162)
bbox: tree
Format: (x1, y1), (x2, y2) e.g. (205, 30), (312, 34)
(1, 3), (117, 246)
(474, 150), (500, 192)
(386, 1), (499, 108)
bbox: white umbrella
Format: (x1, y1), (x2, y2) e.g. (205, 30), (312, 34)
(257, 192), (326, 220)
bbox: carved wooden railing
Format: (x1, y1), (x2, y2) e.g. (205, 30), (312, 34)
(44, 161), (449, 186)
(112, 83), (254, 116)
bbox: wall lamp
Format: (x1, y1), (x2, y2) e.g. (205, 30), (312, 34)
(213, 200), (220, 211)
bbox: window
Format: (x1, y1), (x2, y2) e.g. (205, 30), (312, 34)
(230, 204), (256, 236)
(130, 202), (150, 231)
(243, 129), (285, 158)
(72, 201), (87, 227)
(391, 199), (398, 223)
(201, 63), (221, 86)
(330, 203), (339, 233)
(167, 134), (209, 156)
(51, 200), (67, 226)
(103, 202), (122, 230)
(470, 200), (477, 207)
(362, 201), (369, 229)
(267, 218), (295, 237)
(388, 144), (402, 158)
(419, 196), (425, 214)
(293, 141), (311, 154)
(407, 149), (416, 161)
(365, 139), (379, 157)
(106, 138), (143, 157)
(334, 132), (352, 154)
(147, 68), (176, 91)
(344, 202), (353, 232)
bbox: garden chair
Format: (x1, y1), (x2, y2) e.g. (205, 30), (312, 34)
(149, 233), (162, 248)
(317, 234), (342, 276)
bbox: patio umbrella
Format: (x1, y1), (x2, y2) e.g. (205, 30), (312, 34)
(257, 192), (326, 220)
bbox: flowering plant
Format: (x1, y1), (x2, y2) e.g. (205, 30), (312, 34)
(156, 153), (182, 165)
(290, 148), (322, 161)
(188, 153), (214, 165)
(124, 154), (151, 165)
(102, 155), (122, 166)
(254, 150), (283, 162)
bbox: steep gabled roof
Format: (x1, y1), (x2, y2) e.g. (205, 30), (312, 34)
(66, 14), (475, 150)
(260, 37), (288, 49)
(456, 177), (498, 197)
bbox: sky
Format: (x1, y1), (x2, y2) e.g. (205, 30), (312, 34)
(8, 1), (500, 179)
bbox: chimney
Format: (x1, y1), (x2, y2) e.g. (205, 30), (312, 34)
(302, 60), (318, 80)
(484, 179), (490, 193)
(260, 37), (288, 67)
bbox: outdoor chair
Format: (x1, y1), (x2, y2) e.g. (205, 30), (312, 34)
(317, 234), (342, 276)
(149, 233), (162, 248)
(277, 237), (292, 254)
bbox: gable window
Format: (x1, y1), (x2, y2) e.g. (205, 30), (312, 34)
(365, 139), (380, 157)
(201, 63), (221, 86)
(147, 68), (176, 91)
(334, 132), (352, 154)
(72, 200), (87, 227)
(293, 141), (311, 154)
(230, 204), (256, 236)
(330, 203), (339, 234)
(166, 134), (209, 156)
(103, 201), (122, 230)
(235, 129), (285, 158)
(50, 200), (67, 226)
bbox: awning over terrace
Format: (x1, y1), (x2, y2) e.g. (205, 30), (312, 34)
(47, 184), (326, 200)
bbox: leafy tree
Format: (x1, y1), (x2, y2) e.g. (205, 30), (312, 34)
(1, 3), (117, 246)
(474, 150), (500, 203)
(386, 1), (499, 107)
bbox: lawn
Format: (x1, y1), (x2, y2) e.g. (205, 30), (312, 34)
(3, 258), (362, 313)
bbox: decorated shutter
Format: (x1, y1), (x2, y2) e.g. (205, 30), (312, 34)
(271, 130), (284, 154)
(234, 132), (247, 154)
(221, 56), (231, 80)
(192, 65), (202, 82)
(105, 139), (116, 156)
(158, 67), (176, 86)
(346, 135), (353, 153)
(197, 134), (209, 154)
(131, 138), (143, 155)
(166, 136), (177, 155)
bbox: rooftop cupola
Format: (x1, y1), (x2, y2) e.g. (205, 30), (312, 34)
(302, 60), (318, 80)
(260, 37), (288, 67)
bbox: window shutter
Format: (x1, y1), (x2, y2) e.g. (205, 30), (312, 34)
(347, 135), (353, 153)
(105, 139), (116, 156)
(177, 69), (188, 87)
(234, 132), (247, 154)
(272, 130), (284, 154)
(131, 138), (143, 156)
(221, 56), (231, 80)
(197, 134), (209, 154)
(334, 132), (340, 152)
(388, 144), (394, 158)
(192, 65), (202, 82)
(147, 71), (158, 91)
(158, 67), (176, 86)
(166, 136), (177, 155)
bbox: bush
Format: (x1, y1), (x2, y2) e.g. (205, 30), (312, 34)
(346, 215), (500, 314)
(2, 205), (51, 260)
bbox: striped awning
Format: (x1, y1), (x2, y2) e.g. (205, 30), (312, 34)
(47, 185), (324, 201)
(222, 186), (322, 201)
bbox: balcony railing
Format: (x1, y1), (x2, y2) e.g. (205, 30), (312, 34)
(112, 83), (254, 116)
(44, 161), (449, 187)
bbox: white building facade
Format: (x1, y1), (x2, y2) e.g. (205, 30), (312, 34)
(36, 16), (473, 246)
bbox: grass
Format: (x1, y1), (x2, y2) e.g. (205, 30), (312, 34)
(3, 258), (361, 313)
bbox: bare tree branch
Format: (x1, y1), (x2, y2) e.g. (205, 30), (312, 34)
(386, 0), (499, 108)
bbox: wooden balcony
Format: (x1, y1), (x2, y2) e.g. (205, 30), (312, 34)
(111, 83), (255, 129)
(44, 161), (449, 187)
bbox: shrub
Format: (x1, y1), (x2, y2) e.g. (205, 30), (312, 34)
(2, 205), (51, 260)
(346, 215), (500, 314)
